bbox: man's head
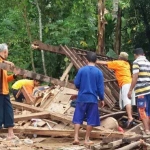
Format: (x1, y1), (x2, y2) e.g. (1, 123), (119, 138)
(118, 52), (128, 61)
(33, 79), (41, 87)
(0, 43), (8, 59)
(133, 48), (144, 59)
(86, 51), (97, 63)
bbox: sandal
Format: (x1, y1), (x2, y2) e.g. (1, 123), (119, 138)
(72, 140), (80, 145)
(125, 119), (134, 129)
(4, 135), (19, 141)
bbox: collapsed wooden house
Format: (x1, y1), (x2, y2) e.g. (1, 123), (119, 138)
(0, 41), (148, 149)
(31, 40), (119, 110)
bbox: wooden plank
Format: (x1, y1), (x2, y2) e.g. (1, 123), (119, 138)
(32, 41), (115, 61)
(0, 126), (126, 139)
(60, 63), (73, 81)
(0, 62), (75, 89)
(126, 123), (143, 134)
(21, 86), (34, 104)
(11, 101), (134, 139)
(100, 111), (126, 120)
(108, 139), (123, 148)
(115, 141), (141, 150)
(60, 45), (81, 69)
(14, 112), (50, 122)
(12, 101), (44, 112)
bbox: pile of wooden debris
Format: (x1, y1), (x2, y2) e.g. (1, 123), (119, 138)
(0, 41), (150, 149)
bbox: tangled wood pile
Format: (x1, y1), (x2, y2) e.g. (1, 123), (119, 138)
(0, 41), (150, 149)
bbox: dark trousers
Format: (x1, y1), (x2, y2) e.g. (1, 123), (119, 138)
(12, 89), (24, 102)
(0, 94), (14, 128)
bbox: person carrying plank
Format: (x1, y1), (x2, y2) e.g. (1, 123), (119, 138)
(72, 51), (104, 146)
(97, 52), (135, 128)
(0, 43), (18, 140)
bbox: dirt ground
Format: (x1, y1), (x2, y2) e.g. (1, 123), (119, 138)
(27, 137), (100, 150)
(0, 136), (100, 150)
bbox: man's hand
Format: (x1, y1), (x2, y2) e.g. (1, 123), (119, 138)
(31, 44), (39, 49)
(128, 90), (132, 99)
(4, 60), (14, 67)
(99, 101), (105, 108)
(70, 95), (77, 100)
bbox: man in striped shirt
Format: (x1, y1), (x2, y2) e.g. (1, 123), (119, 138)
(128, 48), (150, 134)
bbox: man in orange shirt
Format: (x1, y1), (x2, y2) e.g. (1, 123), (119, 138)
(97, 52), (135, 128)
(0, 43), (18, 140)
(12, 79), (40, 102)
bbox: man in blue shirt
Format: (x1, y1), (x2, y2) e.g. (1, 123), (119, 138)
(72, 51), (104, 146)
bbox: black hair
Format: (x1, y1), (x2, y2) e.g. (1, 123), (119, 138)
(34, 79), (42, 84)
(86, 51), (97, 63)
(133, 48), (144, 55)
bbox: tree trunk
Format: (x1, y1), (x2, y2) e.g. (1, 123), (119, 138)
(112, 0), (119, 18)
(97, 0), (105, 55)
(35, 0), (47, 75)
(114, 6), (122, 55)
(22, 5), (36, 72)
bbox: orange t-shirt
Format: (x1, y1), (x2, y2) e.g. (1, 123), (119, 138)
(107, 60), (131, 87)
(0, 57), (14, 94)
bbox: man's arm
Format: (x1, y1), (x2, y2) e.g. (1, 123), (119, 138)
(97, 71), (104, 100)
(129, 73), (139, 92)
(74, 69), (82, 89)
(96, 60), (108, 65)
(128, 73), (138, 99)
(128, 62), (139, 99)
(97, 71), (105, 107)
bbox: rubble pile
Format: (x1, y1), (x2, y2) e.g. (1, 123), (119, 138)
(0, 41), (149, 149)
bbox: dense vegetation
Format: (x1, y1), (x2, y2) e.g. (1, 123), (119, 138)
(0, 0), (149, 79)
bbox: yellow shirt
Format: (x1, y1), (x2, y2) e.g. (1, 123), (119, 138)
(12, 79), (34, 94)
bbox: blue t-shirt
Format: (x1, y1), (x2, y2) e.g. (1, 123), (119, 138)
(74, 65), (104, 103)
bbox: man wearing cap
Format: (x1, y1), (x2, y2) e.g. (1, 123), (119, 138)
(128, 48), (150, 134)
(97, 52), (135, 128)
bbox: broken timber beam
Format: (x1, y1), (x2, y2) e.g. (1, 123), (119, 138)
(32, 40), (115, 60)
(108, 139), (123, 148)
(100, 111), (126, 120)
(0, 127), (121, 139)
(60, 62), (73, 81)
(14, 112), (50, 122)
(115, 141), (141, 150)
(0, 62), (75, 89)
(11, 102), (135, 138)
(12, 101), (46, 112)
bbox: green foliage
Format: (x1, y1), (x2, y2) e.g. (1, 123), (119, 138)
(0, 0), (150, 80)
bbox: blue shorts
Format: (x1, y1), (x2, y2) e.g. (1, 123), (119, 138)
(136, 94), (150, 119)
(72, 102), (100, 126)
(0, 94), (14, 128)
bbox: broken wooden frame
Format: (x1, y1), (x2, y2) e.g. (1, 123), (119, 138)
(0, 62), (75, 89)
(2, 101), (135, 139)
(31, 41), (119, 108)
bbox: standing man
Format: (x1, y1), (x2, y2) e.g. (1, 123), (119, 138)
(0, 43), (17, 140)
(97, 52), (135, 128)
(12, 79), (40, 102)
(72, 51), (104, 145)
(128, 48), (150, 134)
